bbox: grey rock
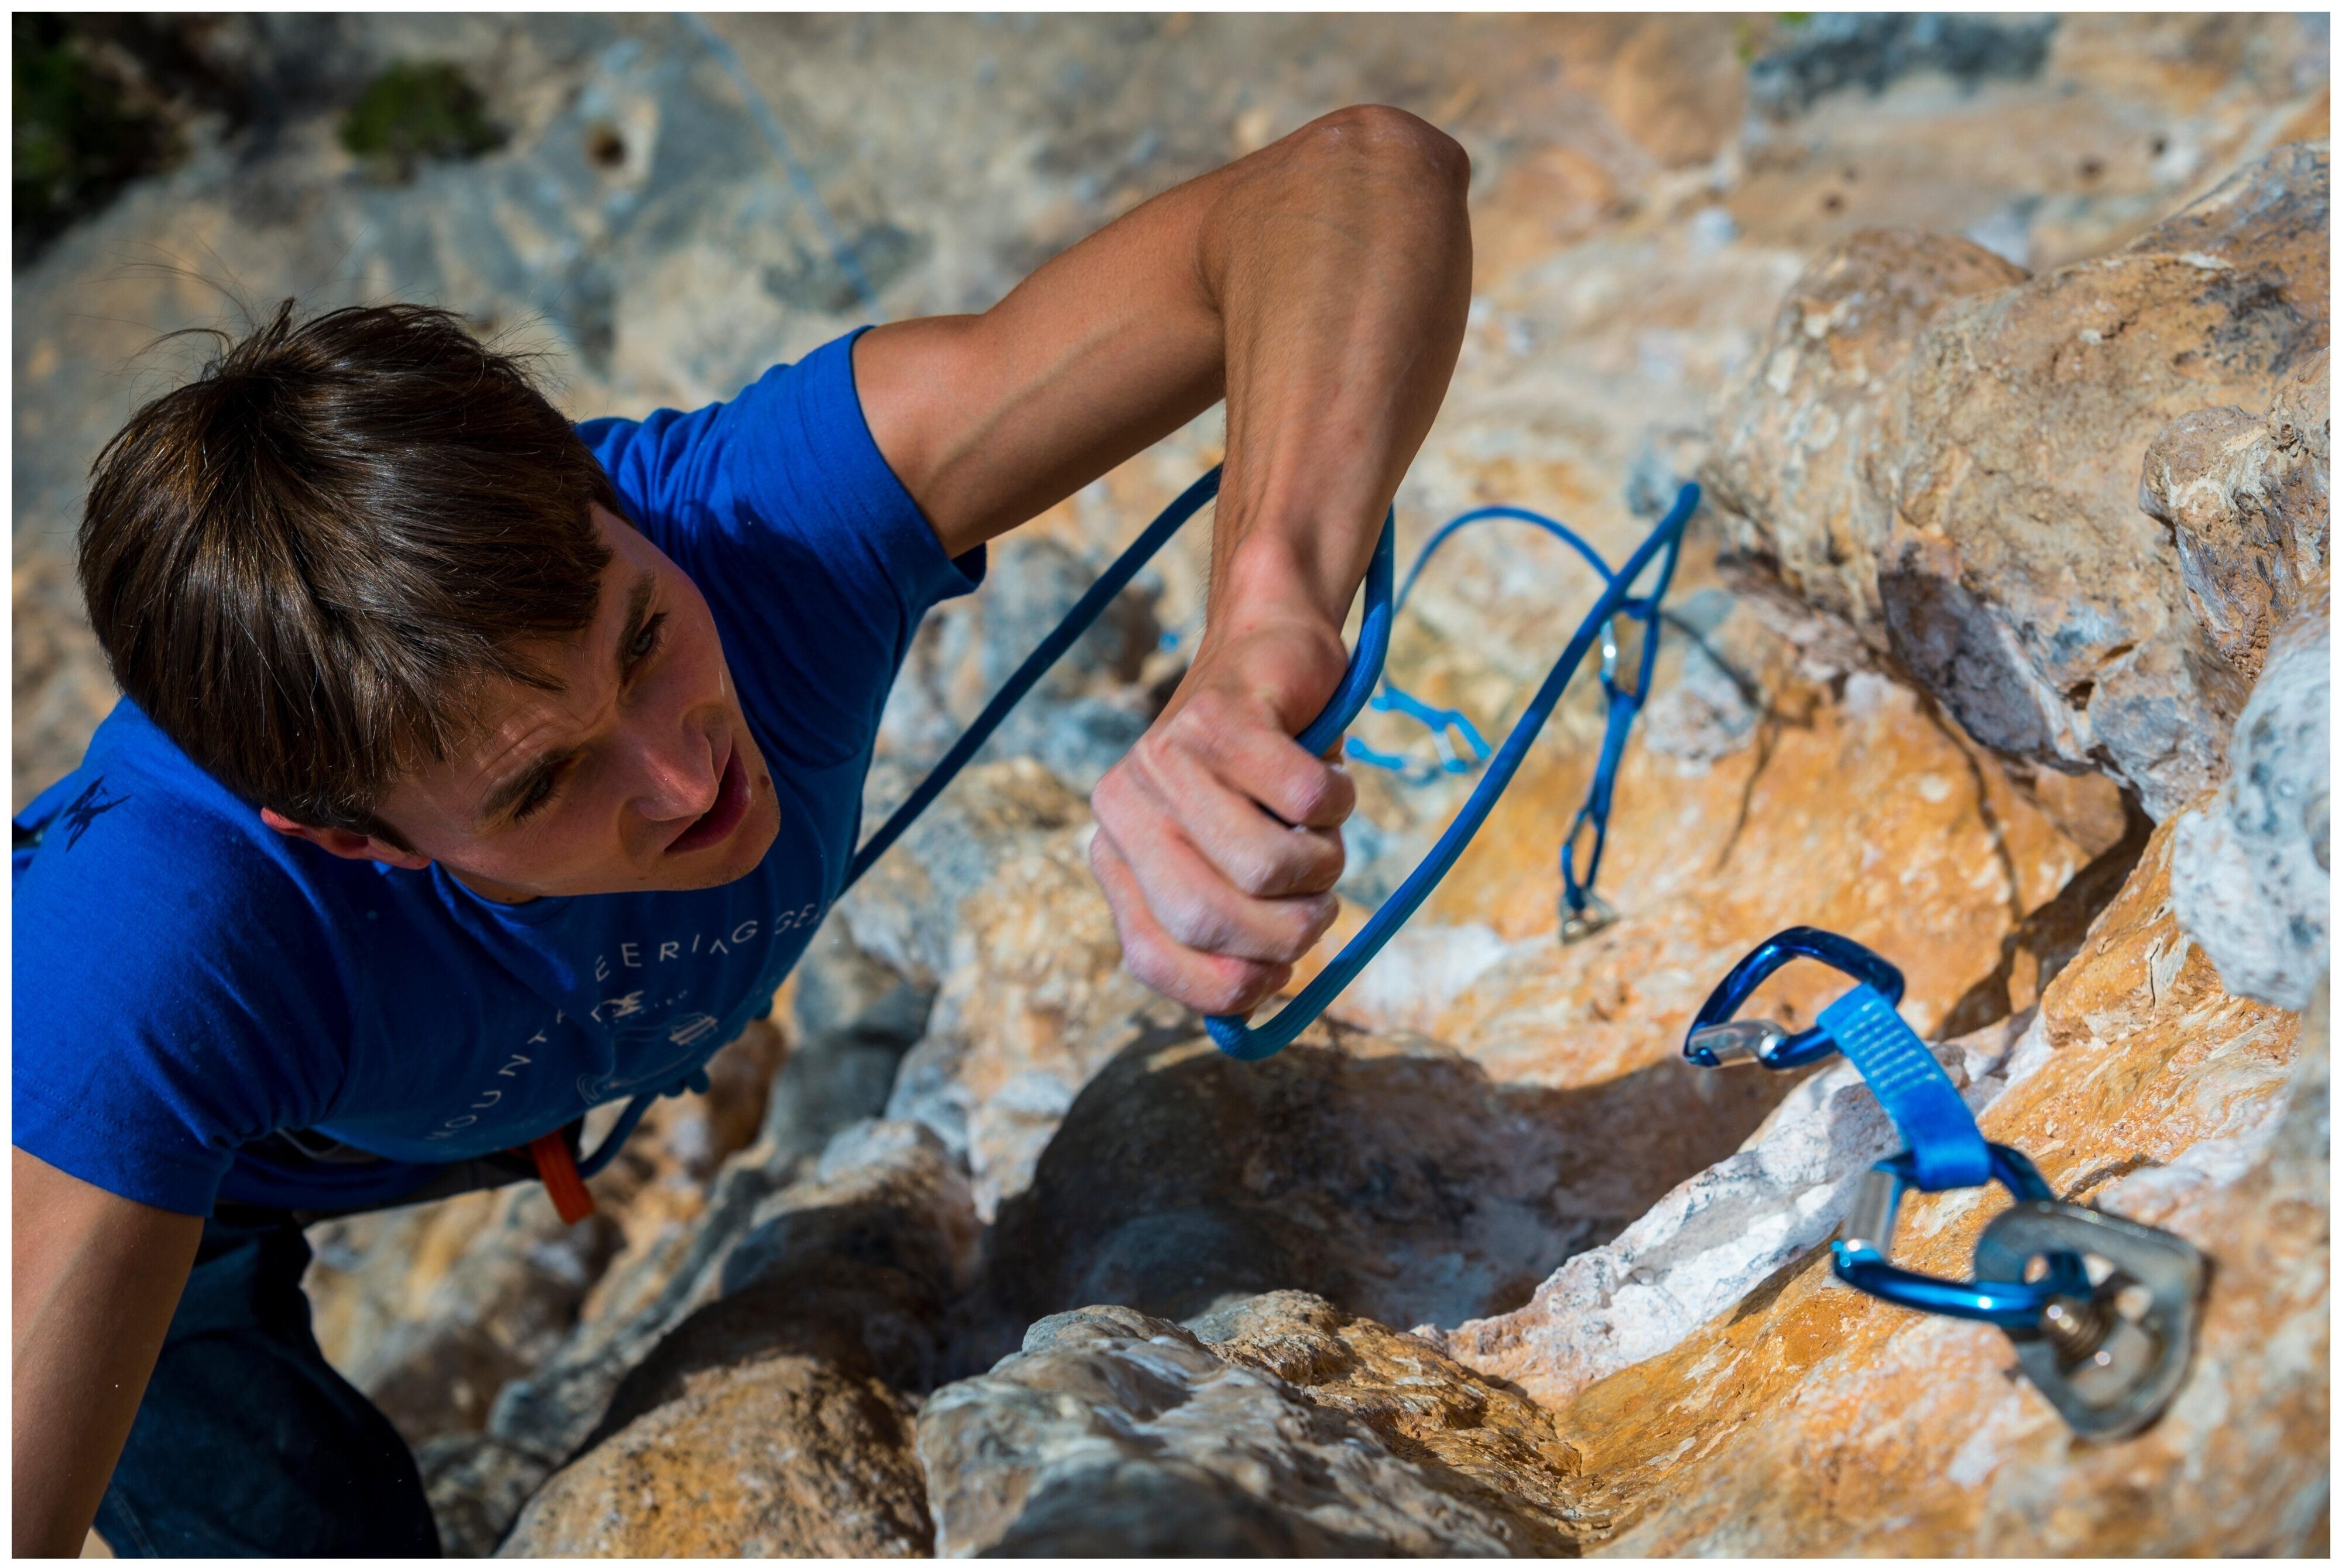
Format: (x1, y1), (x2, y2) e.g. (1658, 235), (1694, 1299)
(986, 1025), (1793, 1334)
(916, 1305), (1560, 1556)
(488, 1117), (976, 1466)
(837, 758), (1090, 989)
(2141, 348), (2330, 679)
(1747, 13), (2058, 120)
(763, 917), (935, 1172)
(413, 1431), (552, 1558)
(2172, 588), (2332, 1010)
(1707, 145), (2329, 818)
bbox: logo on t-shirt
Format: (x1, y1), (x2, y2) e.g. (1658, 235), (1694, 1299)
(59, 777), (129, 850)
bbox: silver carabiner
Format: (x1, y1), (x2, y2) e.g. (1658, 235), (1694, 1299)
(1972, 1199), (2207, 1441)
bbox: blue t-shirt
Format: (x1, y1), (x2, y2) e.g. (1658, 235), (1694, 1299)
(12, 330), (981, 1216)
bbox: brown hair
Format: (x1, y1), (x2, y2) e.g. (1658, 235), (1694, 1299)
(79, 300), (620, 839)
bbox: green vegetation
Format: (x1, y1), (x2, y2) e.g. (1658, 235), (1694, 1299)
(13, 15), (179, 262)
(338, 61), (503, 180)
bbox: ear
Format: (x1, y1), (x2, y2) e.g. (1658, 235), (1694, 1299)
(259, 807), (433, 872)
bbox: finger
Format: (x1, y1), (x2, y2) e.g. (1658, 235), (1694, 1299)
(1092, 771), (1339, 962)
(1118, 736), (1345, 898)
(1159, 687), (1356, 829)
(1089, 829), (1292, 1015)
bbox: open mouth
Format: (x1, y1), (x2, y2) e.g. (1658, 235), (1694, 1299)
(665, 743), (751, 856)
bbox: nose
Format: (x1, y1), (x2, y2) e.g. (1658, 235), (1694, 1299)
(632, 715), (722, 824)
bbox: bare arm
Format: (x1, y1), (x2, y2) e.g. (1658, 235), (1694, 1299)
(858, 104), (1472, 1013)
(13, 1147), (200, 1556)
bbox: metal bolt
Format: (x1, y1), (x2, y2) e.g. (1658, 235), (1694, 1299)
(2038, 1293), (2111, 1361)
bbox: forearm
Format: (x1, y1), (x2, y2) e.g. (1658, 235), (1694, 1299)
(13, 1148), (199, 1555)
(1201, 107), (1473, 643)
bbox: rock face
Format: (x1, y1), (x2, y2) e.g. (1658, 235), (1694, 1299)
(1706, 142), (2329, 817)
(499, 1351), (929, 1557)
(1700, 229), (2028, 630)
(2140, 348), (2330, 678)
(1541, 812), (2320, 1554)
(20, 15), (2329, 1560)
(2172, 582), (2331, 1009)
(916, 1298), (1587, 1556)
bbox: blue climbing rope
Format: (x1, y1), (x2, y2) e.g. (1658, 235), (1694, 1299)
(838, 463), (1698, 1063)
(1345, 502), (1682, 941)
(1682, 926), (2091, 1327)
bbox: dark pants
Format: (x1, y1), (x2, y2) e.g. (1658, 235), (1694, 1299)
(94, 1214), (441, 1557)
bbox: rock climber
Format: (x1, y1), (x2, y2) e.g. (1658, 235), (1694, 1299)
(12, 105), (1471, 1555)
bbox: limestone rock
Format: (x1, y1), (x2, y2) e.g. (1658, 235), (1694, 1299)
(303, 1020), (781, 1447)
(836, 757), (1091, 991)
(868, 761), (1168, 1219)
(987, 1024), (1787, 1337)
(304, 1183), (619, 1446)
(2172, 584), (2331, 1008)
(875, 533), (1163, 796)
(489, 1118), (976, 1469)
(1404, 591), (2105, 1089)
(916, 1301), (1583, 1556)
(1425, 1008), (2039, 1408)
(1707, 142), (2329, 816)
(414, 1433), (552, 1558)
(2140, 349), (2330, 677)
(498, 1351), (928, 1557)
(1701, 229), (2028, 630)
(1535, 810), (2318, 1554)
(762, 917), (935, 1174)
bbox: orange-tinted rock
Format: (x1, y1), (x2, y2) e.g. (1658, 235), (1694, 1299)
(1535, 812), (2320, 1555)
(1384, 588), (2098, 1086)
(496, 1352), (929, 1557)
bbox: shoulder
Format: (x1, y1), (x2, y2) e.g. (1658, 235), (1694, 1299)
(15, 706), (357, 1213)
(17, 701), (353, 1048)
(575, 331), (893, 538)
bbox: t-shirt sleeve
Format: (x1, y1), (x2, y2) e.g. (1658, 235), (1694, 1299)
(12, 799), (351, 1216)
(578, 329), (983, 771)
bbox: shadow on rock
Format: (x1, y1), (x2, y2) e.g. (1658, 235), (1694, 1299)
(987, 1022), (1802, 1336)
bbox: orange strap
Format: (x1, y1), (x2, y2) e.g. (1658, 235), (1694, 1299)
(526, 1131), (596, 1224)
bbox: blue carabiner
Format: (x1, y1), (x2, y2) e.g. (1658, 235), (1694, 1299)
(1681, 925), (1906, 1069)
(1834, 1143), (2090, 1327)
(1685, 926), (2091, 1325)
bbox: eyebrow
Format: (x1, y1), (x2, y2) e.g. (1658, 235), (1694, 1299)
(475, 570), (658, 828)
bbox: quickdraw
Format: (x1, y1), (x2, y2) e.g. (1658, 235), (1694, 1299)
(1345, 503), (1682, 943)
(1685, 926), (2208, 1440)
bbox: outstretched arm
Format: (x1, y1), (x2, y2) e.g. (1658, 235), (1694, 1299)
(856, 104), (1473, 1013)
(13, 1147), (201, 1556)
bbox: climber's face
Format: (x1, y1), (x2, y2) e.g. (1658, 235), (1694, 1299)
(269, 505), (783, 900)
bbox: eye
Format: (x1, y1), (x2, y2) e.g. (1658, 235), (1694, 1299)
(511, 767), (561, 823)
(627, 612), (666, 670)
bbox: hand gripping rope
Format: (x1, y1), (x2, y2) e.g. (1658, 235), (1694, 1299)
(846, 465), (1700, 1062)
(1685, 927), (2209, 1440)
(1343, 503), (1682, 943)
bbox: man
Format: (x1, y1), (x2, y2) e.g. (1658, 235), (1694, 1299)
(13, 105), (1469, 1555)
